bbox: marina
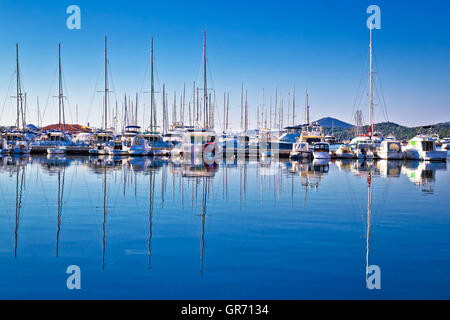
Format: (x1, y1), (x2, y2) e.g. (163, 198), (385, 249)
(1, 0), (449, 303)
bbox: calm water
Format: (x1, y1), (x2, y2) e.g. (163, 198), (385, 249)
(0, 154), (449, 299)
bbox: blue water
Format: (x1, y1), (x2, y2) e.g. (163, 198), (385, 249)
(0, 154), (449, 299)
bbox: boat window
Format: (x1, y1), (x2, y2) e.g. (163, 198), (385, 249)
(421, 141), (434, 152)
(306, 138), (321, 144)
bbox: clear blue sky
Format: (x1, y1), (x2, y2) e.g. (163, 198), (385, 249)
(0, 0), (449, 129)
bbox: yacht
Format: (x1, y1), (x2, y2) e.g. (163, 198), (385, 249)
(179, 128), (218, 158)
(377, 140), (403, 160)
(89, 131), (115, 155)
(143, 132), (172, 156)
(129, 135), (151, 156)
(31, 131), (72, 153)
(350, 136), (374, 160)
(335, 144), (354, 159)
(108, 140), (129, 156)
(270, 128), (301, 157)
(5, 132), (30, 154)
(312, 142), (331, 160)
(440, 138), (450, 150)
(324, 134), (337, 145)
(403, 135), (447, 161)
(290, 142), (311, 160)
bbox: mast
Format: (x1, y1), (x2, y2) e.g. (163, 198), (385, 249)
(182, 83), (186, 125)
(104, 36), (109, 130)
(135, 92), (138, 126)
(240, 84), (243, 133)
(369, 26), (374, 138)
(150, 37), (155, 131)
(203, 31), (208, 128)
(292, 86), (296, 126)
(37, 97), (40, 128)
(305, 89), (310, 125)
(245, 90), (248, 133)
(223, 93), (226, 132)
(15, 44), (25, 130)
(226, 92), (229, 132)
(58, 43), (65, 132)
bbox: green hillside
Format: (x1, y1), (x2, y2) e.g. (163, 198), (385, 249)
(323, 121), (450, 141)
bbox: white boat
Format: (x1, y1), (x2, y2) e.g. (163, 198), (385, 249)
(143, 132), (172, 156)
(6, 132), (31, 154)
(47, 146), (66, 155)
(335, 144), (354, 159)
(108, 140), (129, 156)
(377, 140), (403, 160)
(290, 142), (311, 160)
(403, 135), (447, 161)
(440, 138), (450, 150)
(129, 136), (151, 156)
(11, 140), (30, 154)
(180, 128), (218, 158)
(312, 142), (331, 160)
(354, 143), (374, 160)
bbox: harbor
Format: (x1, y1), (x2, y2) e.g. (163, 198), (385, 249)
(1, 31), (449, 162)
(1, 0), (449, 302)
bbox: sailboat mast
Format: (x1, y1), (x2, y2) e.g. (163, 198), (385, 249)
(15, 44), (23, 130)
(203, 31), (208, 128)
(58, 43), (65, 132)
(104, 36), (108, 130)
(150, 37), (155, 131)
(305, 89), (310, 125)
(292, 86), (295, 126)
(369, 26), (374, 138)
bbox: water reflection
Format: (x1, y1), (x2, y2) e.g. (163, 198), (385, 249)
(0, 154), (448, 297)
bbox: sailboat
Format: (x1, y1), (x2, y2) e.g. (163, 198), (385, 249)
(47, 44), (70, 155)
(9, 44), (31, 155)
(91, 37), (116, 155)
(180, 32), (218, 160)
(143, 37), (172, 156)
(290, 90), (324, 160)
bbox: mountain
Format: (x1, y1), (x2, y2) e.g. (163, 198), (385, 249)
(316, 117), (354, 128)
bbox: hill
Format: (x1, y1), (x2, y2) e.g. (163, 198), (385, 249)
(324, 121), (450, 141)
(316, 117), (354, 128)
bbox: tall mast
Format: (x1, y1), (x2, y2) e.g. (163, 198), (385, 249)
(223, 93), (226, 132)
(150, 37), (155, 131)
(369, 26), (374, 138)
(104, 36), (108, 130)
(226, 93), (229, 132)
(15, 44), (24, 130)
(135, 92), (138, 126)
(58, 43), (65, 132)
(37, 97), (40, 128)
(292, 86), (296, 126)
(203, 31), (208, 128)
(244, 90), (248, 133)
(240, 84), (243, 133)
(305, 89), (310, 125)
